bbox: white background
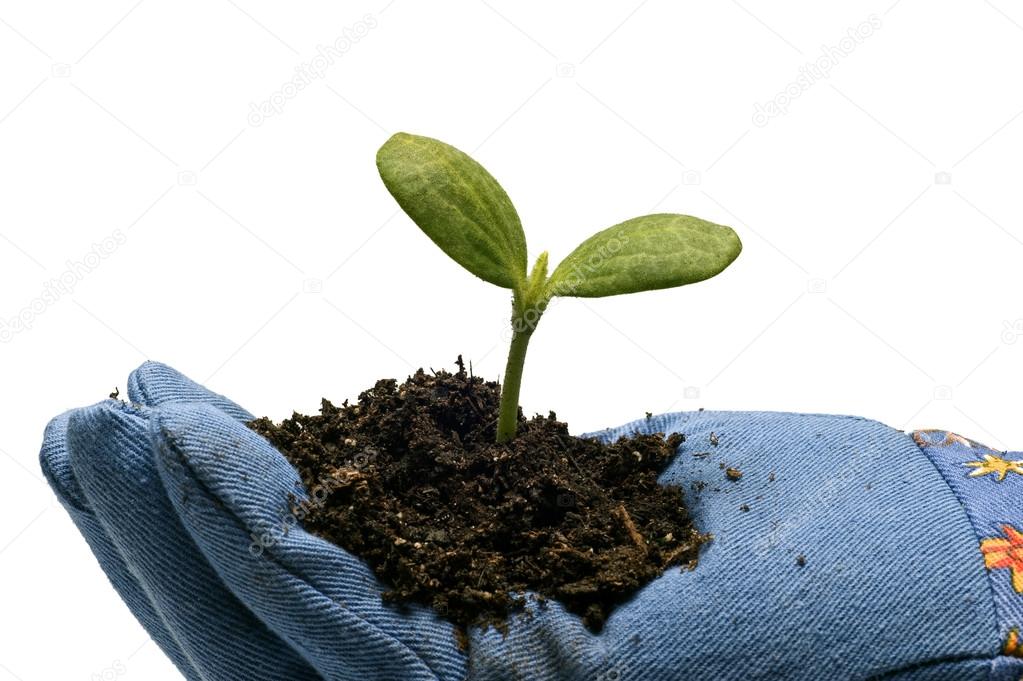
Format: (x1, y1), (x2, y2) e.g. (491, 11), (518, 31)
(2, 1), (1022, 678)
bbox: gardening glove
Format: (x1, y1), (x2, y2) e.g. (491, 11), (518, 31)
(40, 361), (1023, 680)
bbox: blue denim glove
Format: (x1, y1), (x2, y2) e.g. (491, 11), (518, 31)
(40, 362), (1023, 680)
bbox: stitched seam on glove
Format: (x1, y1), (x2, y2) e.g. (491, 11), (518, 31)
(908, 431), (1009, 681)
(864, 652), (1008, 680)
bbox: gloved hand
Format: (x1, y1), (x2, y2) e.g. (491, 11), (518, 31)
(40, 362), (1023, 680)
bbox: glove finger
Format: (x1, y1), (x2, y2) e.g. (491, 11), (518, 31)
(39, 411), (201, 681)
(67, 400), (321, 681)
(127, 361), (252, 422)
(152, 403), (465, 681)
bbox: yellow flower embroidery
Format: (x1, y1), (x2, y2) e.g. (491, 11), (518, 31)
(1006, 628), (1023, 658)
(964, 454), (1023, 482)
(981, 526), (1023, 594)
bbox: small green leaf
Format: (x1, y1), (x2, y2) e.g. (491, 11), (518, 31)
(547, 214), (741, 298)
(377, 132), (528, 290)
(525, 251), (549, 299)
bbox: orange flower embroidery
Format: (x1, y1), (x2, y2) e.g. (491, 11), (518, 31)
(1006, 628), (1023, 658)
(981, 525), (1023, 594)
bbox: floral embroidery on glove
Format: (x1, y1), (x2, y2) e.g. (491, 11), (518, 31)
(981, 525), (1023, 594)
(1005, 628), (1022, 658)
(964, 454), (1023, 482)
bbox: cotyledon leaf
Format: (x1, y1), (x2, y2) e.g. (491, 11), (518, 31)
(546, 214), (741, 298)
(376, 132), (528, 290)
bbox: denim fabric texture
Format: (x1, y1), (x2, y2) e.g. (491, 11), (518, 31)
(911, 430), (1023, 680)
(39, 362), (1015, 680)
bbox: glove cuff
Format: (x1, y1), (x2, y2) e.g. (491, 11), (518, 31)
(912, 429), (1023, 676)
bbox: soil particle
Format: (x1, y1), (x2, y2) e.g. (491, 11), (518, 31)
(249, 362), (707, 633)
(795, 554), (807, 567)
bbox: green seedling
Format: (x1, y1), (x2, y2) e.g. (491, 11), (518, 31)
(377, 132), (741, 443)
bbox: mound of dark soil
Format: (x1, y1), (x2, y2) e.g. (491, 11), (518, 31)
(248, 359), (706, 634)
